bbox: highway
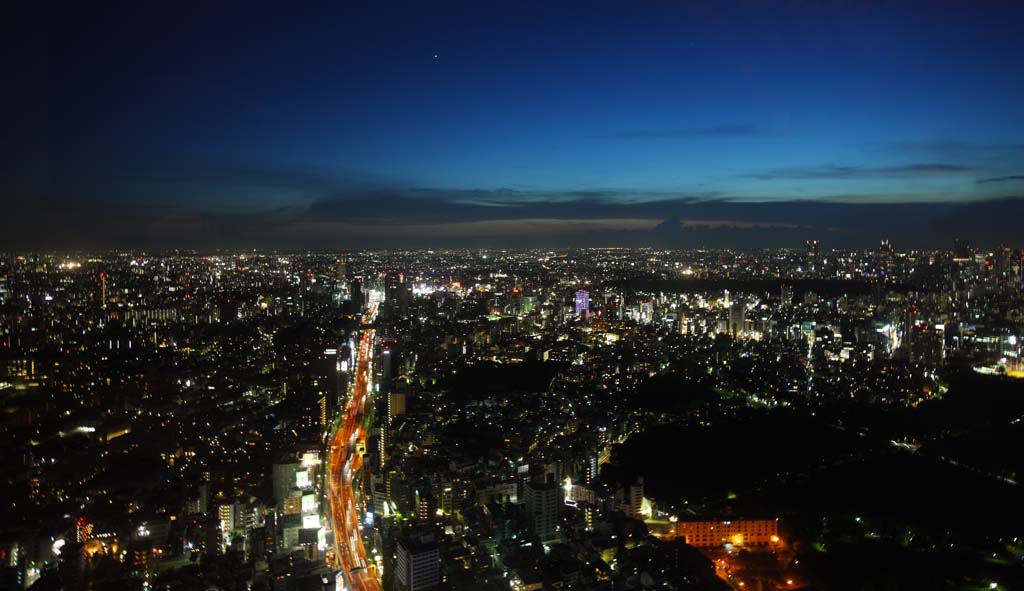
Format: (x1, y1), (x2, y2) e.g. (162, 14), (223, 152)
(327, 304), (381, 591)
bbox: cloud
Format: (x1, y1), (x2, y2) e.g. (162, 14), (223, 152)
(598, 124), (764, 139)
(5, 177), (1024, 250)
(977, 175), (1024, 184)
(747, 163), (974, 180)
(887, 140), (1024, 156)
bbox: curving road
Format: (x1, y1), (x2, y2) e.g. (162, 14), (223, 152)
(327, 304), (381, 591)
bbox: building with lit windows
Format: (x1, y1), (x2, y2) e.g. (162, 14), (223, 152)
(575, 290), (589, 317)
(524, 481), (561, 544)
(675, 518), (779, 548)
(396, 534), (440, 591)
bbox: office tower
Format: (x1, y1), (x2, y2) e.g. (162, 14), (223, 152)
(335, 256), (346, 282)
(314, 348), (342, 431)
(388, 390), (407, 425)
(524, 481), (560, 543)
(728, 302), (745, 337)
(381, 339), (397, 381)
(584, 455), (598, 486)
(908, 323), (944, 367)
(99, 272), (107, 310)
(349, 277), (363, 307)
(272, 460), (300, 508)
(396, 534), (440, 591)
(574, 290), (589, 317)
(628, 477), (644, 518)
(953, 238), (972, 260)
(335, 256), (349, 300)
(780, 284), (793, 307)
(219, 297), (240, 324)
(996, 245), (1014, 285)
(385, 270), (401, 303)
(879, 239), (894, 271)
(806, 240), (820, 258)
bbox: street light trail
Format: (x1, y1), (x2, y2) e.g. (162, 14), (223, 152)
(328, 304), (381, 591)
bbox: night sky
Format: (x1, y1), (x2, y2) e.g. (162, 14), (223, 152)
(4, 1), (1024, 249)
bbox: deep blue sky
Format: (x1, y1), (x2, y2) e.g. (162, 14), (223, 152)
(4, 0), (1024, 249)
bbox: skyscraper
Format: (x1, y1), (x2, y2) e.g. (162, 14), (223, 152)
(313, 348), (342, 432)
(385, 270), (401, 304)
(335, 256), (346, 282)
(953, 238), (973, 260)
(728, 303), (745, 337)
(574, 290), (589, 317)
(524, 480), (561, 543)
(349, 277), (363, 308)
(396, 534), (440, 591)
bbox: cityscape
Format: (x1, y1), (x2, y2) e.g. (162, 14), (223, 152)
(4, 2), (1024, 591)
(1, 245), (1022, 590)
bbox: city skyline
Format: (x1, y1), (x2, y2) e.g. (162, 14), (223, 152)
(5, 1), (1024, 248)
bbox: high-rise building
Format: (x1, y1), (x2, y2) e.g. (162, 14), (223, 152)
(953, 239), (973, 261)
(806, 240), (820, 258)
(728, 303), (746, 337)
(574, 290), (589, 317)
(396, 534), (440, 591)
(218, 503), (236, 542)
(99, 272), (107, 310)
(388, 390), (407, 426)
(780, 284), (794, 307)
(524, 481), (560, 543)
(879, 239), (894, 273)
(335, 256), (346, 282)
(272, 460), (300, 508)
(349, 277), (363, 308)
(908, 323), (944, 367)
(385, 271), (401, 304)
(335, 256), (349, 300)
(615, 476), (644, 518)
(313, 348), (342, 431)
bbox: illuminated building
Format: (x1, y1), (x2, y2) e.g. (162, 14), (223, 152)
(349, 277), (363, 308)
(314, 347), (343, 432)
(99, 272), (107, 310)
(806, 240), (820, 258)
(908, 323), (944, 366)
(953, 238), (973, 260)
(385, 270), (401, 306)
(388, 390), (406, 425)
(336, 256), (346, 282)
(75, 517), (93, 543)
(614, 477), (643, 518)
(396, 534), (440, 591)
(575, 290), (589, 317)
(414, 489), (435, 523)
(728, 303), (746, 337)
(524, 481), (561, 543)
(272, 460), (300, 508)
(218, 504), (235, 538)
(584, 455), (598, 485)
(675, 518), (779, 548)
